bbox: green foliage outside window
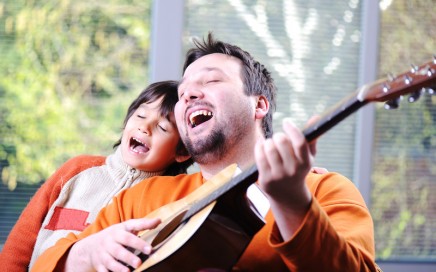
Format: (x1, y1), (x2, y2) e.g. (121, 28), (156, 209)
(0, 0), (152, 190)
(371, 0), (436, 260)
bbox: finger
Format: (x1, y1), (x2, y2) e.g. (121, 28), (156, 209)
(255, 138), (271, 175)
(271, 132), (296, 173)
(307, 115), (321, 126)
(282, 119), (311, 166)
(108, 243), (142, 271)
(311, 167), (328, 174)
(114, 228), (152, 256)
(263, 136), (285, 175)
(94, 250), (128, 272)
(308, 138), (317, 156)
(96, 264), (110, 272)
(123, 218), (161, 254)
(123, 218), (161, 233)
(104, 260), (131, 272)
(306, 115), (320, 154)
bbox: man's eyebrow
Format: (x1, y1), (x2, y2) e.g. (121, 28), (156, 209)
(179, 67), (224, 87)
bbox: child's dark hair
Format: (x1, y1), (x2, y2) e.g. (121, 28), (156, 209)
(113, 80), (193, 175)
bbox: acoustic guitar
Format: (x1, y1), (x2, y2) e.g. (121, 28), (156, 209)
(131, 58), (436, 271)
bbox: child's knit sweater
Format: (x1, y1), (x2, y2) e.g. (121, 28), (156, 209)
(0, 147), (162, 271)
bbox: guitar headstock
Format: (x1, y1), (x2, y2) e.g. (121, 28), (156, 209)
(357, 56), (436, 109)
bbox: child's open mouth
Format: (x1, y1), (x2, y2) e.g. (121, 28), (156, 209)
(130, 137), (149, 153)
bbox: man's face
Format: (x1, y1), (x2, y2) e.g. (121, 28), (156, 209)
(176, 53), (256, 164)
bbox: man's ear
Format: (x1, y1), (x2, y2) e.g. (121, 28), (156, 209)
(175, 154), (191, 163)
(255, 95), (269, 120)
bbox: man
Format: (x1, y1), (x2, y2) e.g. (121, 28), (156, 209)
(32, 33), (378, 271)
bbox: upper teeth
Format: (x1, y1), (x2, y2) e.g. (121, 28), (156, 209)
(189, 110), (212, 125)
(133, 137), (144, 145)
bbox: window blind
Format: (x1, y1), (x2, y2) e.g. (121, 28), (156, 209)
(371, 0), (436, 262)
(183, 0), (362, 179)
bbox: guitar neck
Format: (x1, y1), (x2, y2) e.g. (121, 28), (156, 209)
(183, 164), (259, 221)
(302, 92), (367, 142)
(304, 58), (436, 141)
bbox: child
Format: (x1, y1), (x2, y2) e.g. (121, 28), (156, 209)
(0, 80), (193, 271)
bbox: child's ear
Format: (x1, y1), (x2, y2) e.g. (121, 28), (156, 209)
(174, 142), (191, 163)
(175, 154), (191, 163)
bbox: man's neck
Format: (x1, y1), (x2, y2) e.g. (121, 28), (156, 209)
(199, 138), (260, 180)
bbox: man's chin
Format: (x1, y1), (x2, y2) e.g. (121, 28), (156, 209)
(184, 129), (226, 162)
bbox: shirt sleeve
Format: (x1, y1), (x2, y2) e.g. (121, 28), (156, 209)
(269, 172), (377, 271)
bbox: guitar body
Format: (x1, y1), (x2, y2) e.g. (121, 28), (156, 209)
(141, 201), (263, 272)
(133, 164), (265, 271)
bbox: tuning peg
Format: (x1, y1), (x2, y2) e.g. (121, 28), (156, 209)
(410, 64), (419, 73)
(382, 82), (391, 93)
(387, 73), (395, 81)
(403, 75), (413, 84)
(384, 96), (402, 110)
(408, 89), (423, 103)
(424, 87), (435, 95)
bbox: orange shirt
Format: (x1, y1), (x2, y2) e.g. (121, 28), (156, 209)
(32, 171), (378, 271)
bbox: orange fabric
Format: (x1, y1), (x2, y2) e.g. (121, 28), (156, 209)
(32, 171), (377, 272)
(0, 155), (106, 272)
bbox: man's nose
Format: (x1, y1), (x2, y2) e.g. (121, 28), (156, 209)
(183, 85), (204, 102)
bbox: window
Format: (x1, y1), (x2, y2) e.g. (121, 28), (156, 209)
(0, 0), (152, 248)
(2, 1), (435, 271)
(175, 0), (435, 270)
(371, 0), (436, 265)
(183, 0), (363, 178)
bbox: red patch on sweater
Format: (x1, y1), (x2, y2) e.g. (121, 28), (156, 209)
(45, 206), (90, 231)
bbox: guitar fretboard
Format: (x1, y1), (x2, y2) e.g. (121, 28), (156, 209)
(302, 93), (367, 142)
(182, 164), (259, 221)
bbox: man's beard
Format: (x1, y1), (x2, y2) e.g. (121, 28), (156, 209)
(183, 128), (227, 165)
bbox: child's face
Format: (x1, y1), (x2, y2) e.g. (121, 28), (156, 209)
(120, 98), (181, 172)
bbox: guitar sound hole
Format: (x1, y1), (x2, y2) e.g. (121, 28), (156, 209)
(151, 210), (187, 247)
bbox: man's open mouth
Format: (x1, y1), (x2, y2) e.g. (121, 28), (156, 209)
(189, 110), (213, 128)
(130, 137), (149, 153)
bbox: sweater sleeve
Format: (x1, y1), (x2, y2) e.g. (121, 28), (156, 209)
(30, 184), (130, 272)
(0, 155), (105, 272)
(269, 172), (377, 271)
